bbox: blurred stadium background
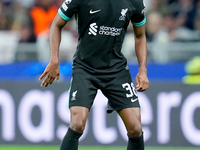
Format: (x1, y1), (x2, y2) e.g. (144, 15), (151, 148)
(0, 0), (200, 149)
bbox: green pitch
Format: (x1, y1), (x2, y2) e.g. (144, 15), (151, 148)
(0, 146), (200, 150)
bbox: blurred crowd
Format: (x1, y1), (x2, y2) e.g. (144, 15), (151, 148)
(0, 0), (77, 62)
(0, 0), (62, 39)
(0, 0), (200, 63)
(145, 0), (200, 42)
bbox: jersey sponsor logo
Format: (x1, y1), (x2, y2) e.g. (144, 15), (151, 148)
(90, 9), (101, 14)
(88, 23), (98, 36)
(71, 90), (77, 101)
(88, 22), (122, 37)
(141, 1), (146, 14)
(141, 7), (146, 14)
(119, 8), (128, 21)
(99, 26), (122, 36)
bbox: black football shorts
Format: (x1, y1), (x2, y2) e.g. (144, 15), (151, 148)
(68, 67), (140, 112)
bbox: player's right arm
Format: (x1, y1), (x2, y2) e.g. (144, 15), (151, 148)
(40, 0), (82, 87)
(49, 14), (67, 65)
(39, 14), (67, 87)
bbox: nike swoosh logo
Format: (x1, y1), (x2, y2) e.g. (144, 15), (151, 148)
(131, 98), (138, 103)
(90, 9), (101, 14)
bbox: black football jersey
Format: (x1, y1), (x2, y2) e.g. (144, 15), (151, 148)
(58, 0), (146, 75)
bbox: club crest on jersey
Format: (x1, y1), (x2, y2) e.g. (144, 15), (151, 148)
(119, 8), (128, 21)
(71, 90), (77, 101)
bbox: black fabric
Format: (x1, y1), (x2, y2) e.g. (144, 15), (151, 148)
(69, 67), (140, 111)
(59, 0), (146, 75)
(127, 133), (144, 150)
(60, 128), (83, 150)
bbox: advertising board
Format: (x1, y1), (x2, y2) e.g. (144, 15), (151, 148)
(0, 82), (199, 147)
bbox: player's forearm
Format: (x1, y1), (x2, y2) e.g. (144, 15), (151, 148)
(135, 35), (147, 73)
(49, 25), (61, 65)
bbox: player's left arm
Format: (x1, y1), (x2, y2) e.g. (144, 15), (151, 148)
(133, 24), (149, 92)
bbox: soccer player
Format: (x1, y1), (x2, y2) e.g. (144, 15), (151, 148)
(39, 0), (149, 149)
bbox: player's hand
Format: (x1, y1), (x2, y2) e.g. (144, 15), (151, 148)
(135, 69), (149, 92)
(39, 62), (60, 87)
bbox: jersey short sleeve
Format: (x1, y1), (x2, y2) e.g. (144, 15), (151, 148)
(58, 0), (83, 21)
(131, 0), (146, 27)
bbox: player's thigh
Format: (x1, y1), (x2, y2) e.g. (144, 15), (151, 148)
(118, 107), (142, 136)
(70, 106), (89, 132)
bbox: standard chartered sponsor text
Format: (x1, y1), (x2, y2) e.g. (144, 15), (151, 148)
(99, 26), (122, 36)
